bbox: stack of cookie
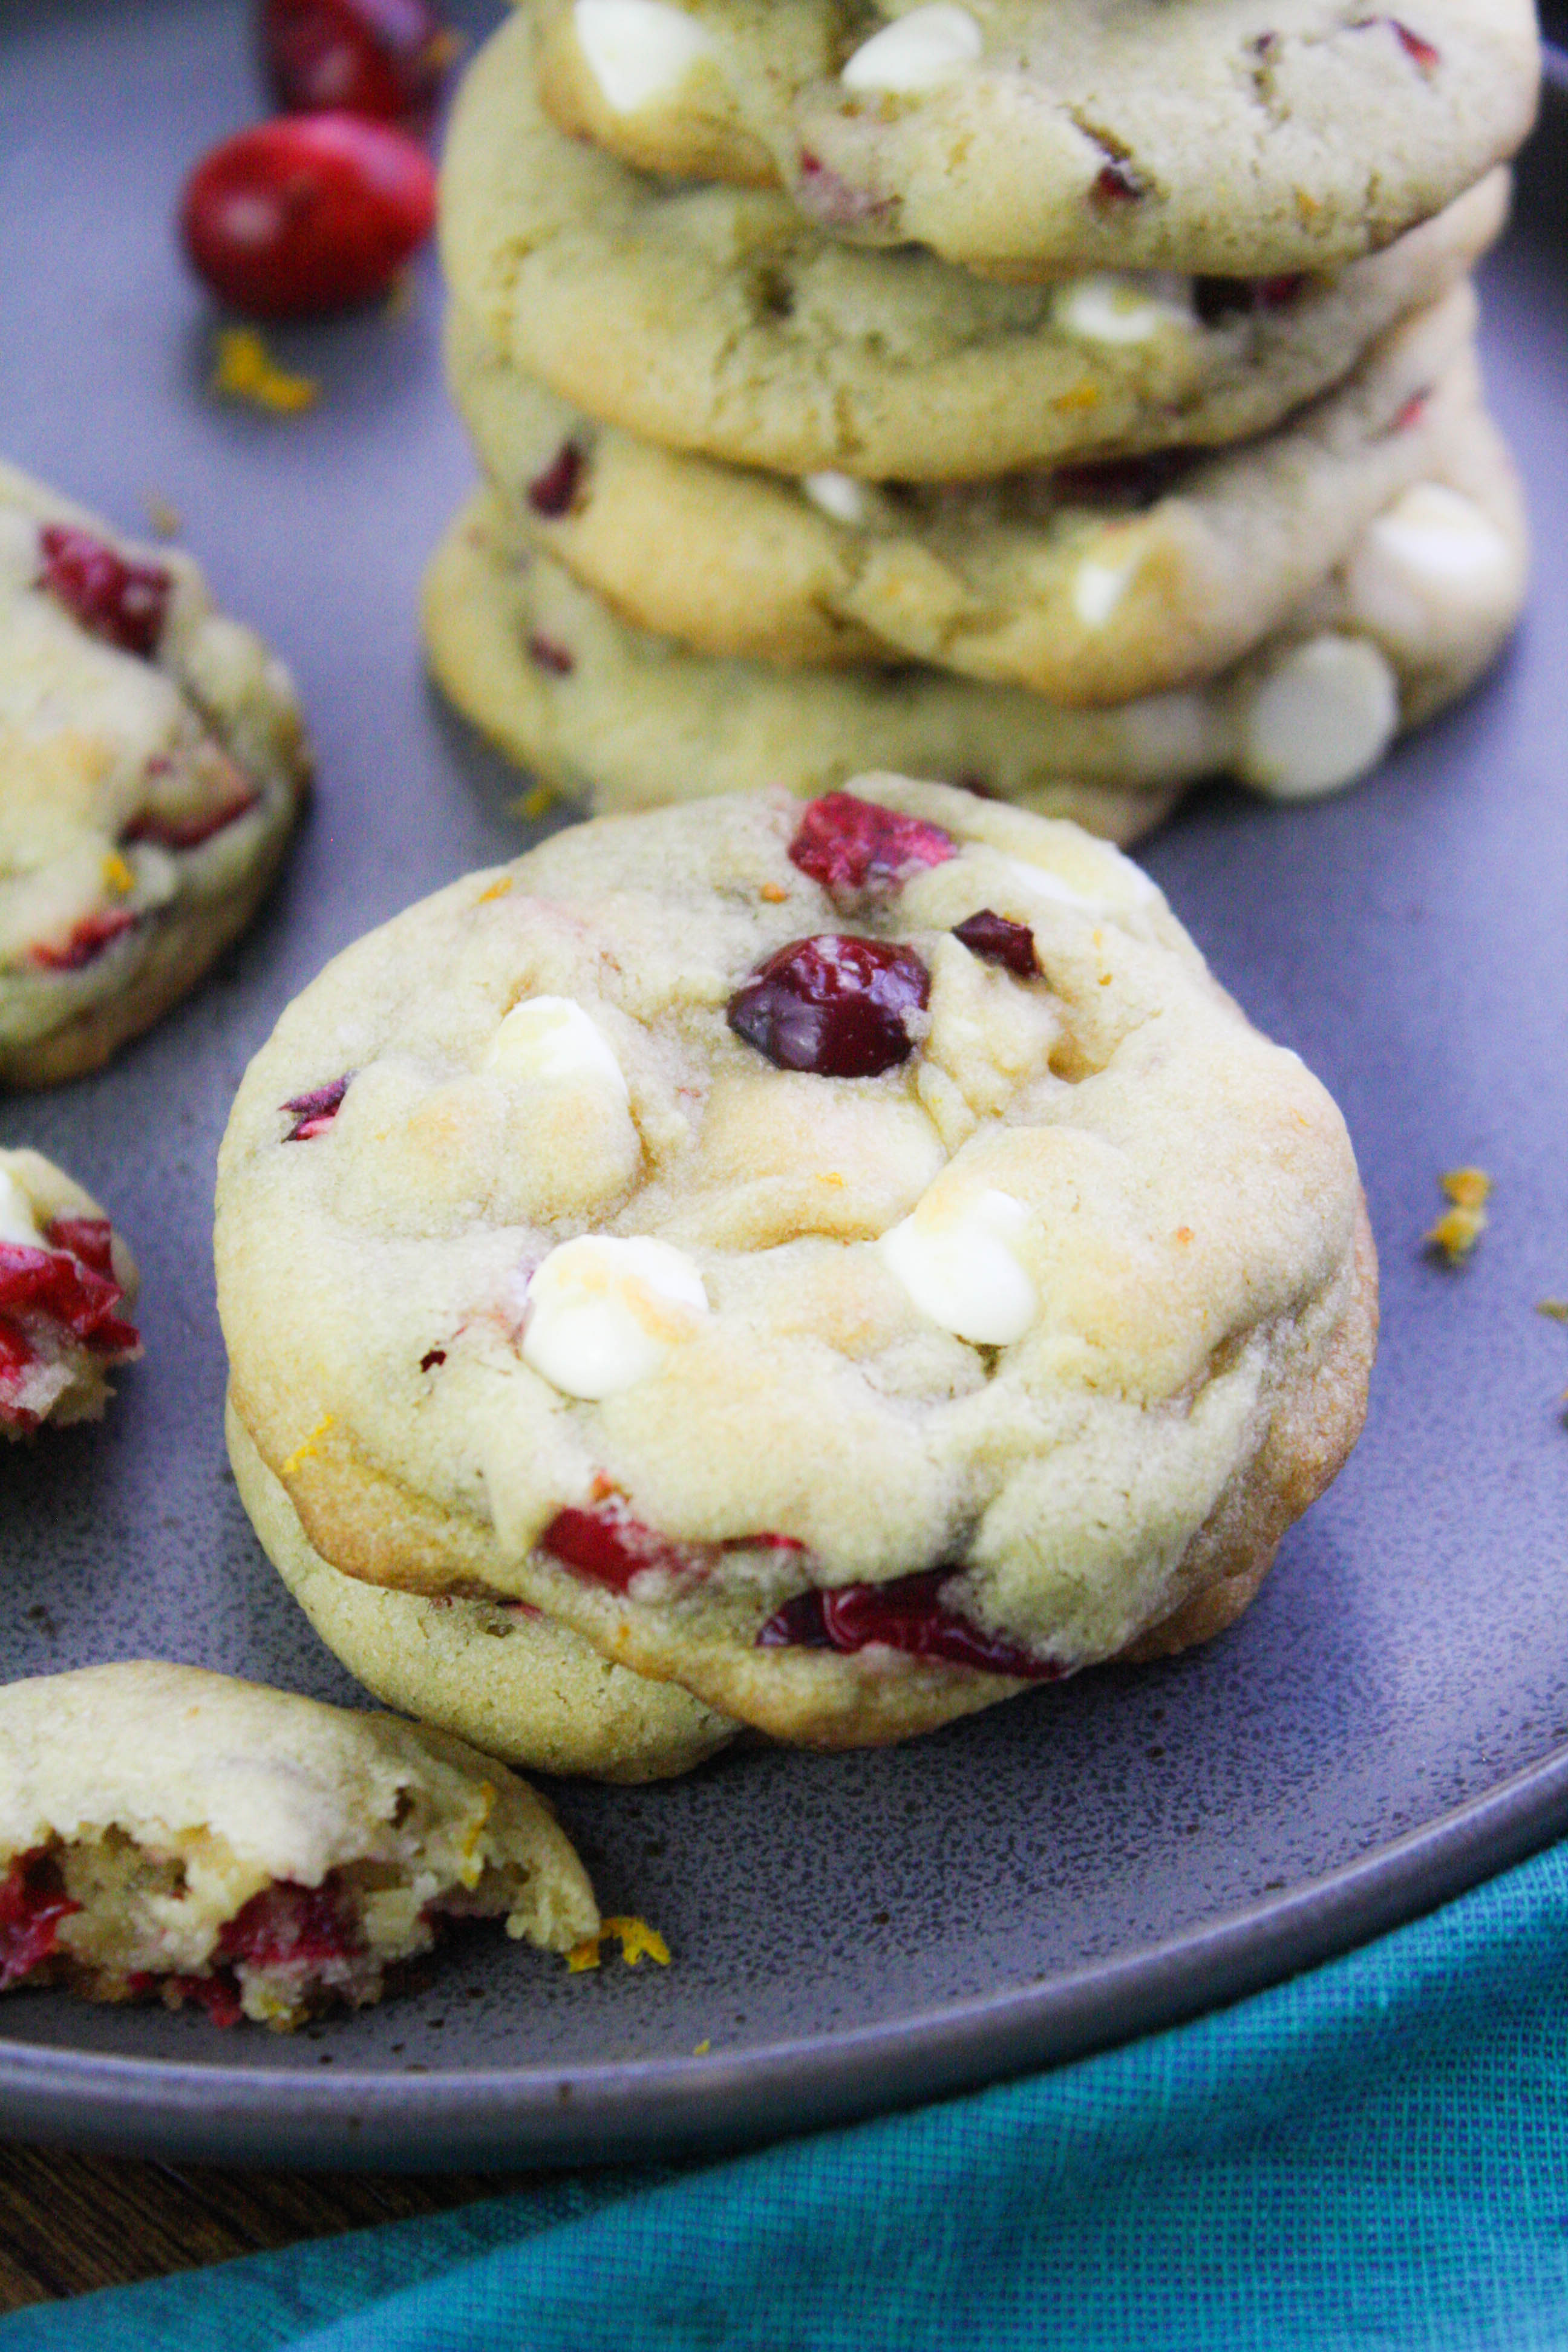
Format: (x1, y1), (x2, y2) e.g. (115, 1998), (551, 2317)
(425, 0), (1537, 844)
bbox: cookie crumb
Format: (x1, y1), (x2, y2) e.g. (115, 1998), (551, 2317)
(143, 493), (183, 538)
(1425, 1166), (1490, 1260)
(1053, 381), (1101, 414)
(692, 2038), (711, 2056)
(211, 329), (319, 416)
(1537, 1300), (1568, 1323)
(566, 1916), (670, 1973)
(382, 270), (414, 322)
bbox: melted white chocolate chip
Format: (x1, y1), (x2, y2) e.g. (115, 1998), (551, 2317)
(523, 1234), (709, 1399)
(483, 995), (628, 1099)
(1238, 633), (1399, 801)
(1072, 547), (1140, 629)
(1342, 483), (1516, 652)
(840, 5), (982, 91)
(878, 1186), (1037, 1345)
(0, 1167), (42, 1249)
(802, 472), (867, 527)
(573, 0), (717, 113)
(1054, 273), (1193, 345)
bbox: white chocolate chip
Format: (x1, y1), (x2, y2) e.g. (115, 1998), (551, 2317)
(1238, 633), (1399, 801)
(522, 1235), (709, 1399)
(878, 1186), (1037, 1346)
(802, 472), (867, 527)
(998, 847), (1157, 915)
(483, 995), (628, 1100)
(840, 5), (982, 91)
(1072, 548), (1140, 629)
(0, 1168), (42, 1250)
(1054, 273), (1193, 345)
(1342, 484), (1517, 656)
(572, 0), (717, 113)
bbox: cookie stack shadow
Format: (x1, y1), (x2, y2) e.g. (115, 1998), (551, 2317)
(422, 0), (1538, 848)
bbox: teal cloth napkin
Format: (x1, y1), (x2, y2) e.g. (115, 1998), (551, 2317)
(9, 1834), (1568, 2351)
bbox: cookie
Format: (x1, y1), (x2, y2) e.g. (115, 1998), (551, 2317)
(422, 397), (1525, 818)
(0, 1661), (599, 2026)
(215, 779), (1377, 1749)
(535, 0), (1537, 275)
(0, 463), (310, 1088)
(440, 5), (1508, 482)
(227, 1396), (740, 1781)
(451, 284), (1481, 704)
(0, 1149), (140, 1435)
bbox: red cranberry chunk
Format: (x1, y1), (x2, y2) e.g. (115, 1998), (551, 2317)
(44, 1217), (115, 1283)
(1090, 157), (1145, 207)
(166, 1970), (246, 2026)
(757, 1571), (1062, 1680)
(0, 1241), (126, 1344)
(219, 1876), (361, 1970)
(527, 633), (574, 676)
(29, 907), (140, 973)
(180, 114), (436, 319)
(788, 792), (956, 898)
(527, 442), (583, 518)
(123, 780), (259, 854)
(283, 1074), (351, 1140)
(1351, 15), (1440, 68)
(38, 528), (171, 659)
(728, 935), (929, 1079)
(0, 1851), (80, 1990)
(261, 0), (456, 129)
(952, 909), (1037, 977)
(540, 1500), (707, 1594)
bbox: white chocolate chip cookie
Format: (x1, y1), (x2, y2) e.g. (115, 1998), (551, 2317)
(215, 780), (1377, 1749)
(0, 462), (310, 1087)
(533, 0), (1537, 276)
(441, 5), (1508, 483)
(0, 1661), (598, 2027)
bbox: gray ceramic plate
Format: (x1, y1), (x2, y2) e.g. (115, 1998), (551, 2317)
(1, 0), (1566, 2171)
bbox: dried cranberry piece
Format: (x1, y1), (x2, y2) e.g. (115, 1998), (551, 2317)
(1090, 157), (1145, 207)
(29, 908), (140, 973)
(795, 151), (894, 230)
(0, 1241), (125, 1343)
(283, 1074), (351, 1140)
(757, 1572), (1062, 1679)
(728, 935), (929, 1079)
(220, 1877), (361, 1969)
(123, 780), (259, 853)
(1193, 273), (1305, 328)
(260, 0), (456, 130)
(527, 633), (574, 676)
(527, 442), (583, 518)
(0, 1851), (80, 1990)
(1351, 15), (1440, 68)
(157, 1970), (246, 2025)
(540, 1500), (704, 1595)
(38, 527), (172, 659)
(44, 1217), (114, 1283)
(419, 1346), (446, 1372)
(180, 114), (436, 319)
(788, 792), (955, 898)
(1391, 390), (1429, 433)
(953, 909), (1037, 977)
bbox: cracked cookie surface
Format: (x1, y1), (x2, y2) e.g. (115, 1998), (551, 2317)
(217, 780), (1377, 1748)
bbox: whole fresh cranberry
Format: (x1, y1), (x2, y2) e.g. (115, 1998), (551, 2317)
(260, 0), (456, 129)
(788, 792), (955, 898)
(727, 935), (929, 1078)
(180, 114), (436, 318)
(38, 528), (171, 659)
(757, 1570), (1061, 1679)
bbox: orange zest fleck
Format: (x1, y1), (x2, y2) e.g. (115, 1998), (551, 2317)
(760, 882), (789, 903)
(477, 877), (514, 904)
(211, 330), (318, 415)
(1425, 1167), (1491, 1261)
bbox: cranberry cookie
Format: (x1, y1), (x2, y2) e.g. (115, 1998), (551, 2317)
(534, 0), (1536, 275)
(227, 1397), (740, 1781)
(0, 1148), (139, 1435)
(442, 5), (1506, 484)
(0, 1662), (598, 2027)
(0, 463), (310, 1086)
(217, 780), (1377, 1749)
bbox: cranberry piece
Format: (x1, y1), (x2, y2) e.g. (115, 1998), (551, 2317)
(795, 151), (894, 230)
(0, 1851), (80, 1990)
(527, 633), (575, 676)
(29, 907), (140, 973)
(953, 909), (1037, 977)
(1391, 390), (1429, 433)
(527, 442), (583, 519)
(220, 1876), (361, 1968)
(788, 792), (955, 899)
(1090, 157), (1145, 207)
(123, 780), (259, 854)
(44, 1218), (116, 1284)
(163, 1970), (246, 2026)
(1354, 15), (1440, 68)
(38, 527), (171, 659)
(419, 1346), (446, 1372)
(260, 0), (456, 129)
(180, 114), (436, 319)
(757, 1571), (1062, 1679)
(728, 935), (929, 1079)
(0, 1320), (39, 1428)
(0, 1238), (131, 1345)
(1193, 273), (1305, 328)
(283, 1074), (351, 1140)
(540, 1500), (704, 1595)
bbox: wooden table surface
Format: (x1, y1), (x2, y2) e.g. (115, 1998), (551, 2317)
(0, 2143), (538, 2311)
